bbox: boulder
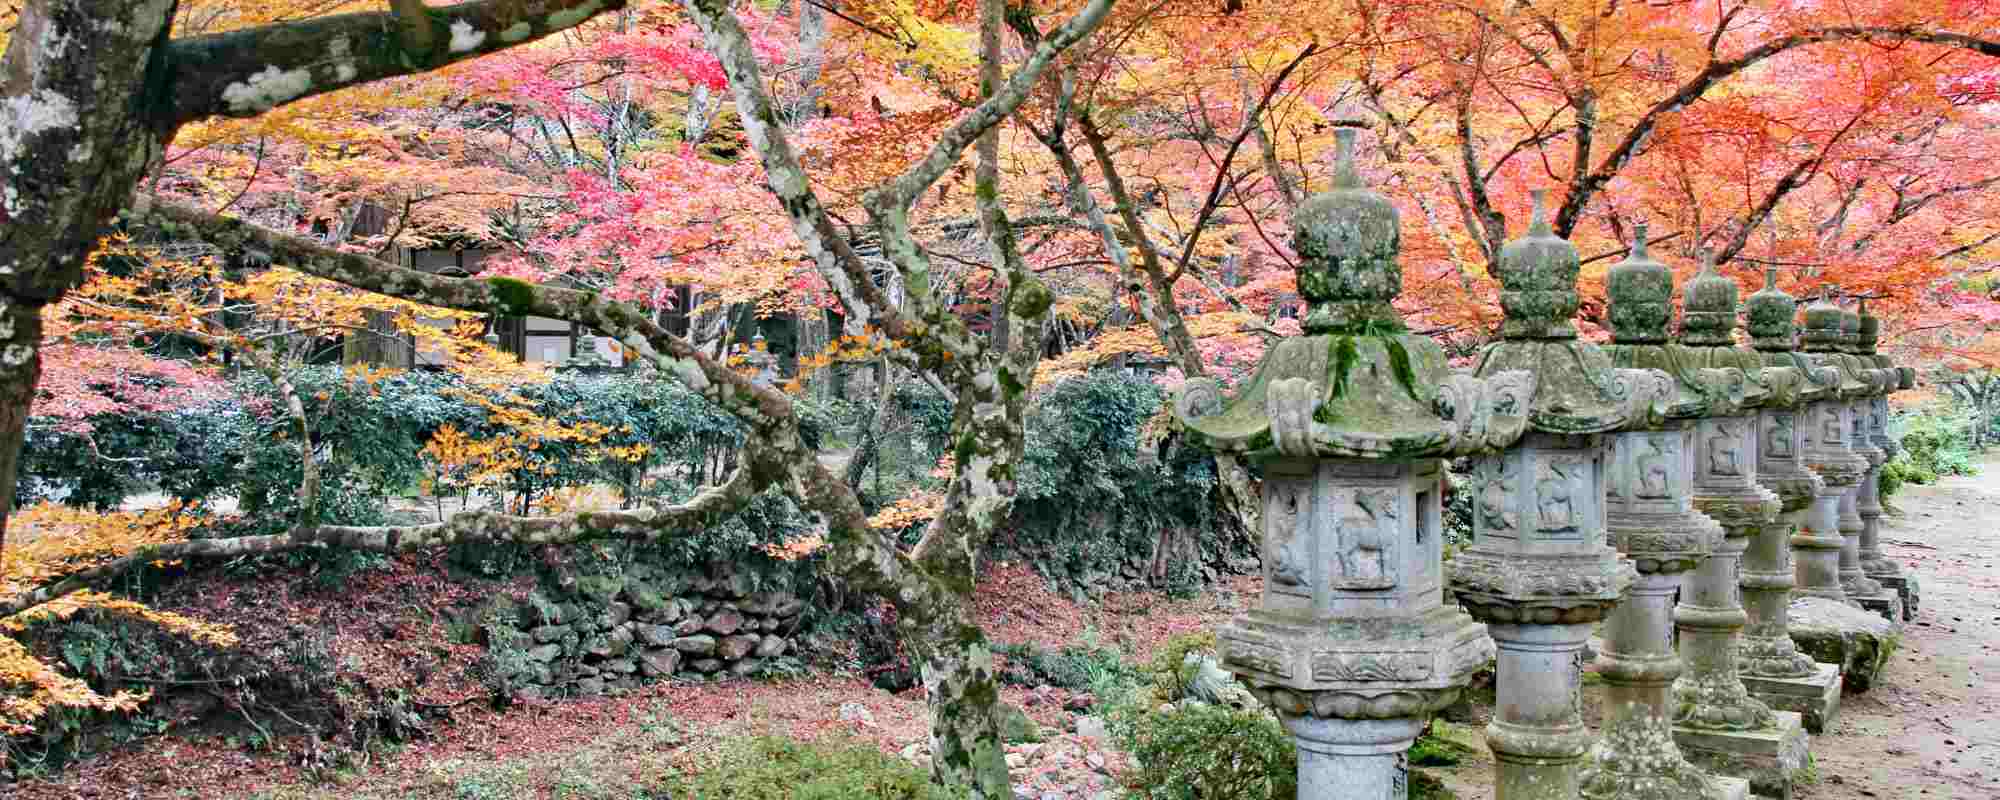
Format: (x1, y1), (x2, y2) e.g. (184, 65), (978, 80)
(706, 609), (746, 636)
(772, 597), (807, 617)
(691, 658), (724, 673)
(717, 635), (758, 660)
(606, 602), (632, 628)
(755, 636), (789, 658)
(575, 677), (606, 696)
(640, 648), (681, 677)
(675, 616), (706, 635)
(759, 617), (779, 633)
(603, 658), (638, 674)
(672, 635), (719, 656)
(729, 658), (761, 676)
(1788, 597), (1900, 691)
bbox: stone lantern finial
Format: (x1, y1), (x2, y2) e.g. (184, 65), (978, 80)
(1681, 249), (1739, 346)
(1607, 221), (1673, 344)
(1493, 189), (1581, 339)
(1745, 268), (1796, 352)
(1293, 126), (1403, 335)
(1800, 289), (1846, 353)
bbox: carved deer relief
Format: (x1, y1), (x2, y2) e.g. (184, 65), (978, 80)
(1474, 456), (1518, 535)
(1270, 481), (1311, 589)
(1821, 405), (1844, 446)
(1635, 436), (1672, 499)
(1767, 412), (1795, 459)
(1708, 420), (1742, 476)
(1332, 488), (1398, 590)
(1536, 457), (1587, 536)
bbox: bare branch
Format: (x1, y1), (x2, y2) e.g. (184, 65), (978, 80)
(162, 0), (631, 128)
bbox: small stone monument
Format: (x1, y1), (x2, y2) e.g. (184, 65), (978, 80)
(1588, 238), (1738, 800)
(1175, 129), (1531, 800)
(1668, 255), (1810, 798)
(1445, 191), (1671, 800)
(1792, 291), (1900, 691)
(1740, 269), (1844, 732)
(1856, 302), (1918, 618)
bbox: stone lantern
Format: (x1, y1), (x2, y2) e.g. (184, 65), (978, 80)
(1794, 292), (1869, 607)
(1175, 129), (1533, 800)
(1832, 301), (1899, 620)
(1739, 269), (1844, 732)
(1791, 291), (1900, 692)
(1668, 255), (1809, 797)
(1444, 192), (1669, 800)
(1586, 238), (1740, 800)
(1857, 302), (1918, 617)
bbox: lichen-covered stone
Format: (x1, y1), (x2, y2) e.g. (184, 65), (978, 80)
(672, 634), (719, 655)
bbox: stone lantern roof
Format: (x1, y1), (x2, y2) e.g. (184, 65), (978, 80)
(1675, 253), (1793, 410)
(1858, 301), (1916, 391)
(1175, 129), (1535, 460)
(1472, 193), (1668, 434)
(1601, 242), (1743, 422)
(1800, 291), (1876, 399)
(1749, 269), (1838, 405)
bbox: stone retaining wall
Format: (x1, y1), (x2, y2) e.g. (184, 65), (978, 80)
(474, 561), (806, 699)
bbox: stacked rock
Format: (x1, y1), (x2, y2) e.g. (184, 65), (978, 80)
(474, 563), (806, 699)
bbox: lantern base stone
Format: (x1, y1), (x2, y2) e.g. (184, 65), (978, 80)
(1852, 588), (1903, 624)
(1674, 710), (1809, 799)
(1874, 573), (1919, 620)
(1740, 663), (1841, 733)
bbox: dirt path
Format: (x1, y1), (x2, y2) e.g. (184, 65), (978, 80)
(1801, 453), (2000, 799)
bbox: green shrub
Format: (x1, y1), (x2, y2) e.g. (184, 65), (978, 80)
(993, 641), (1139, 692)
(1142, 632), (1218, 703)
(1876, 403), (1986, 500)
(1118, 703), (1296, 800)
(661, 735), (968, 800)
(1009, 373), (1239, 593)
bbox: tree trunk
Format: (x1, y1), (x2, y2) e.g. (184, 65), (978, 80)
(0, 301), (45, 553)
(908, 610), (1011, 798)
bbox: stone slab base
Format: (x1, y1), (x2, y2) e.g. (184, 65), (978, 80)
(1742, 662), (1841, 733)
(1853, 589), (1903, 624)
(1876, 573), (1919, 620)
(1676, 711), (1810, 799)
(1788, 597), (1899, 692)
(1715, 776), (1752, 800)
